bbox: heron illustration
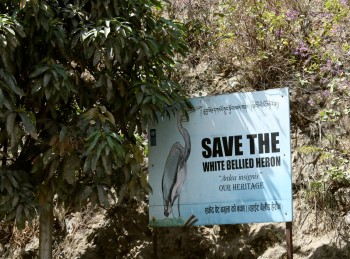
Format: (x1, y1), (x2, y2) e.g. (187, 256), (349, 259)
(162, 112), (191, 218)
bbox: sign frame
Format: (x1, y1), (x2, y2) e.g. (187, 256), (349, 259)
(148, 87), (293, 227)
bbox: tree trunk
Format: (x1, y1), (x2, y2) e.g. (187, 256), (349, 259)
(39, 187), (53, 259)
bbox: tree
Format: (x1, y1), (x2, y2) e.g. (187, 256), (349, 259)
(0, 0), (190, 257)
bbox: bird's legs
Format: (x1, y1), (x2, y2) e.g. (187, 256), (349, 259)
(178, 194), (181, 218)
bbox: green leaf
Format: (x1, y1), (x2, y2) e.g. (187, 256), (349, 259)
(14, 24), (26, 38)
(0, 88), (4, 108)
(86, 45), (95, 59)
(156, 94), (172, 105)
(4, 26), (15, 36)
(101, 154), (111, 174)
(117, 184), (127, 205)
(90, 154), (99, 172)
(71, 33), (80, 49)
(0, 51), (10, 71)
(16, 204), (25, 230)
(83, 158), (90, 173)
(18, 112), (38, 140)
(140, 41), (151, 57)
(86, 133), (101, 154)
(1, 71), (24, 97)
(4, 177), (13, 195)
(51, 69), (58, 81)
(106, 135), (117, 149)
(95, 75), (107, 88)
(45, 86), (53, 100)
(93, 49), (101, 66)
(97, 185), (109, 208)
(91, 142), (104, 171)
(81, 186), (93, 201)
(48, 159), (59, 180)
(0, 35), (7, 47)
(12, 193), (19, 207)
(143, 96), (151, 104)
(136, 91), (143, 104)
(85, 130), (99, 141)
(6, 112), (17, 136)
(29, 66), (49, 78)
(59, 127), (67, 142)
(104, 110), (115, 125)
(43, 73), (52, 87)
(6, 210), (16, 221)
(23, 206), (32, 222)
(107, 77), (113, 90)
(31, 79), (42, 94)
(0, 174), (6, 192)
(6, 173), (19, 189)
(63, 156), (79, 184)
(113, 42), (122, 62)
(146, 38), (159, 54)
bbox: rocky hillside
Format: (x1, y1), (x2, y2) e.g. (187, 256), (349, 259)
(1, 0), (350, 258)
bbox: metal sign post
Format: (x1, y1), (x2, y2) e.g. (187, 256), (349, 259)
(153, 227), (158, 259)
(286, 221), (293, 259)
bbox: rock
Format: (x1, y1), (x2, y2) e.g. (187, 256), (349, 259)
(345, 210), (350, 224)
(335, 187), (350, 212)
(228, 76), (241, 88)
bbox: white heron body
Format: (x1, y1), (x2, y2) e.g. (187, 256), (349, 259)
(162, 114), (191, 217)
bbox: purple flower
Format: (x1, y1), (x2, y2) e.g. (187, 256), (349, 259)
(340, 0), (347, 6)
(286, 9), (299, 21)
(337, 69), (344, 76)
(308, 99), (315, 106)
(274, 29), (284, 38)
(320, 60), (335, 74)
(322, 90), (331, 98)
(294, 42), (310, 57)
(321, 78), (329, 84)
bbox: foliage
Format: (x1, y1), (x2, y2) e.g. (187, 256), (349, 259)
(0, 0), (191, 230)
(298, 145), (350, 211)
(171, 0), (350, 102)
(166, 0), (216, 69)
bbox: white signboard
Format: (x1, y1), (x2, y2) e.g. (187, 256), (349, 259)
(148, 88), (292, 227)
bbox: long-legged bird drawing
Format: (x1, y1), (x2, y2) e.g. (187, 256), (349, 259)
(162, 113), (191, 218)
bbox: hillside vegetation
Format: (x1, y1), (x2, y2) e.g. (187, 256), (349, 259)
(1, 0), (350, 258)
